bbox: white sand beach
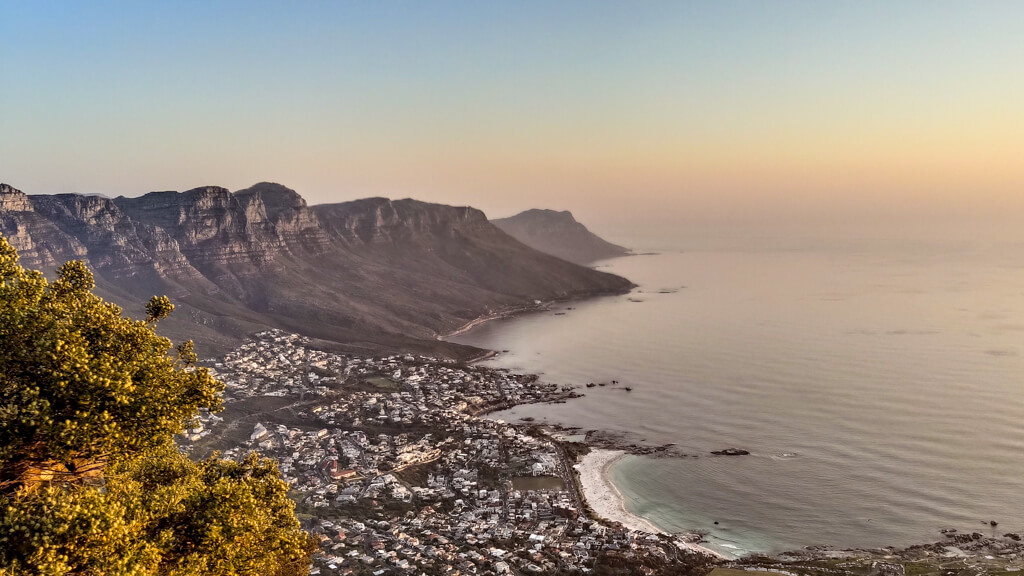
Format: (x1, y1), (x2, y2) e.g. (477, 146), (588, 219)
(574, 449), (725, 559)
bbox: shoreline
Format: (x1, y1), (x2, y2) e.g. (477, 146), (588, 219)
(439, 303), (549, 340)
(574, 449), (726, 560)
(444, 290), (726, 560)
(443, 285), (730, 560)
(431, 265), (1024, 573)
(440, 287), (634, 342)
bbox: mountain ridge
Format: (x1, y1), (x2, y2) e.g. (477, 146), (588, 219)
(0, 182), (633, 358)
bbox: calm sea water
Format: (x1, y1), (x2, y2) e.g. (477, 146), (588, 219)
(449, 236), (1024, 557)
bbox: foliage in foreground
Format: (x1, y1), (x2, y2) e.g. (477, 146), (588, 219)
(0, 449), (314, 575)
(0, 235), (315, 575)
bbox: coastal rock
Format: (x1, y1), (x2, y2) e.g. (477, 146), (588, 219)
(711, 448), (750, 456)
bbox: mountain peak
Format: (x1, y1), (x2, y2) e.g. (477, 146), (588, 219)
(515, 208), (577, 221)
(0, 184), (33, 212)
(234, 182), (307, 216)
(0, 183), (25, 196)
(235, 182), (304, 202)
(492, 209), (629, 265)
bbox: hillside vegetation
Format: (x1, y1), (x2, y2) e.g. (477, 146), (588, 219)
(0, 235), (314, 575)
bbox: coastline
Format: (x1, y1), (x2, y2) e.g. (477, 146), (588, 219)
(447, 287), (727, 560)
(440, 303), (549, 340)
(440, 286), (634, 342)
(429, 255), (1024, 574)
(446, 289), (725, 560)
(574, 449), (726, 559)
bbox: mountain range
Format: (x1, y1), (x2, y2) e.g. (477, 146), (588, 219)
(0, 182), (632, 358)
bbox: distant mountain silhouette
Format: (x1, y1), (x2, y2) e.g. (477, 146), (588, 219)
(0, 182), (632, 358)
(492, 209), (630, 265)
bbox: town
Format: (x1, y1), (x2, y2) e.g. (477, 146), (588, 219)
(181, 330), (712, 576)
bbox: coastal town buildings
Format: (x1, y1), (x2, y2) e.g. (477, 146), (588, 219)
(182, 330), (710, 576)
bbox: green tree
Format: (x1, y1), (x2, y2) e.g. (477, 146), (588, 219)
(0, 236), (316, 575)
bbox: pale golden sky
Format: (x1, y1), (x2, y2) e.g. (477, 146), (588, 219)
(2, 2), (1022, 239)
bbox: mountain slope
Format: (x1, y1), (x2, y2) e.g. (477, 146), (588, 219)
(492, 209), (630, 265)
(0, 182), (632, 358)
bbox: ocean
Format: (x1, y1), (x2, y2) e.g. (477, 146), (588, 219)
(448, 235), (1024, 557)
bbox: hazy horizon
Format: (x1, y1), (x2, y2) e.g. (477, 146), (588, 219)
(3, 1), (1023, 241)
(12, 178), (1023, 246)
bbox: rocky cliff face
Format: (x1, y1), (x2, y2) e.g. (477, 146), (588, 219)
(1, 183), (632, 357)
(491, 209), (630, 265)
(114, 183), (331, 265)
(315, 198), (489, 245)
(0, 184), (89, 268)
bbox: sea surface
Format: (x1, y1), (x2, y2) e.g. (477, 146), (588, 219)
(449, 235), (1024, 557)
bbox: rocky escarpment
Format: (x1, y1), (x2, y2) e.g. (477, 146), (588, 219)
(1, 182), (633, 357)
(0, 183), (89, 268)
(114, 183), (332, 266)
(492, 208), (630, 265)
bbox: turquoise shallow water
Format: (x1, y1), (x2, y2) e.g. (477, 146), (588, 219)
(450, 238), (1024, 557)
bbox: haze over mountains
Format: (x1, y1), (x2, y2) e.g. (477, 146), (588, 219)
(492, 209), (630, 265)
(0, 182), (631, 358)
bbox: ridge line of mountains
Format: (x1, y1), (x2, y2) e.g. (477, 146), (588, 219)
(0, 182), (633, 358)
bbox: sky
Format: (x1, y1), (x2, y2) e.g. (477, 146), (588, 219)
(2, 1), (1023, 239)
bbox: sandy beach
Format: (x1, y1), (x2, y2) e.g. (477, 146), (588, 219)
(574, 449), (725, 559)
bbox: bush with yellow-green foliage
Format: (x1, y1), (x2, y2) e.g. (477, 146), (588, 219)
(0, 235), (315, 575)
